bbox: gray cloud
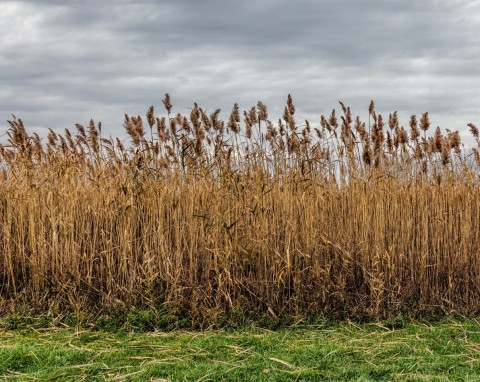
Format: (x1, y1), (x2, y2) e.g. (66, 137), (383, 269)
(1, 0), (479, 146)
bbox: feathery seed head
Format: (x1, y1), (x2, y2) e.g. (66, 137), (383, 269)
(146, 106), (155, 128)
(162, 93), (172, 114)
(420, 112), (430, 132)
(287, 94), (295, 116)
(468, 123), (479, 139)
(227, 103), (241, 134)
(257, 101), (268, 122)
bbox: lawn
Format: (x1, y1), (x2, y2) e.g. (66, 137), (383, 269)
(1, 318), (480, 381)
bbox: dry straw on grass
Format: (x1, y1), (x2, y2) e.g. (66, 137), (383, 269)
(1, 94), (480, 324)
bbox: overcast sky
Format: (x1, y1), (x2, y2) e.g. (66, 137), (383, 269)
(1, 0), (480, 145)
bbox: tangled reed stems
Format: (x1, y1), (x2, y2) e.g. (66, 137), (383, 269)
(1, 94), (480, 324)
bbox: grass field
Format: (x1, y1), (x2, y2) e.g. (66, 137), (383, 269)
(1, 318), (480, 381)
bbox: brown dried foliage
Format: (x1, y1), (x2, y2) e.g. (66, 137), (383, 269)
(1, 95), (480, 324)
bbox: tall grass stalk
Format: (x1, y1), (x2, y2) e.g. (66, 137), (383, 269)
(1, 95), (480, 324)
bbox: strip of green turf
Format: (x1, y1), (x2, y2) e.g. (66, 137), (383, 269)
(1, 318), (480, 381)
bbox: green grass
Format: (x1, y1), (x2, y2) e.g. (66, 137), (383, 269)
(1, 318), (480, 381)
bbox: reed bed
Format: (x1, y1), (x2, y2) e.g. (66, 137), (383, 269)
(1, 95), (480, 324)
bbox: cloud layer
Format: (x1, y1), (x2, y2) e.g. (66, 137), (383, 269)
(1, 0), (479, 144)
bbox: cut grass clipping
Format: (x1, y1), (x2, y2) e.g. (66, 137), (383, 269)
(1, 95), (480, 324)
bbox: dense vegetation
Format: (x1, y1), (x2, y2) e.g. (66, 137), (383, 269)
(1, 95), (480, 325)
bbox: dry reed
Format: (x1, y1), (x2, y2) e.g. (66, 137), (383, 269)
(1, 95), (480, 324)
